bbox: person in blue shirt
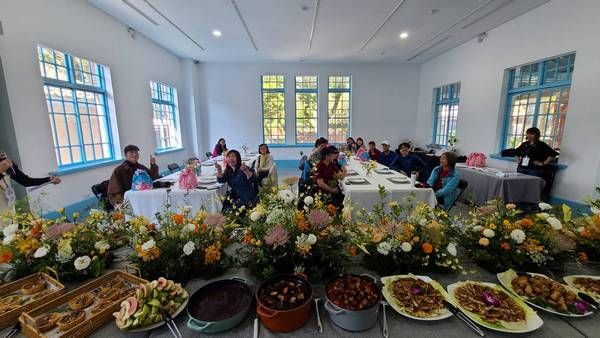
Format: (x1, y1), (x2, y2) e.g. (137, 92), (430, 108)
(425, 152), (461, 210)
(390, 142), (427, 176)
(216, 150), (258, 211)
(378, 141), (397, 167)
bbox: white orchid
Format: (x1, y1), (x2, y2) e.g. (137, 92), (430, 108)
(74, 256), (91, 270)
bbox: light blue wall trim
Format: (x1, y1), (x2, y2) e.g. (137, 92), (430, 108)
(55, 159), (122, 175)
(488, 153), (568, 170)
(156, 147), (185, 155)
(268, 144), (313, 148)
(42, 196), (99, 220)
(548, 196), (590, 215)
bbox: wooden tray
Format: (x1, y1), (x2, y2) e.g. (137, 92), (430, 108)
(20, 269), (147, 338)
(0, 268), (65, 329)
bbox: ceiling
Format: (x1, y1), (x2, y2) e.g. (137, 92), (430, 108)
(88, 0), (550, 63)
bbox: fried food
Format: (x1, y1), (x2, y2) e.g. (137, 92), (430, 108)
(57, 310), (85, 332)
(454, 283), (526, 324)
(390, 278), (444, 317)
(512, 275), (577, 313)
(68, 292), (94, 311)
(326, 275), (379, 311)
(21, 278), (46, 295)
(35, 312), (61, 332)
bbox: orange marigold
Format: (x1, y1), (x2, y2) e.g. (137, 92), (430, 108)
(0, 250), (13, 264)
(112, 212), (125, 221)
(371, 231), (384, 243)
(326, 204), (337, 216)
(243, 231), (253, 244)
(204, 242), (222, 265)
(520, 218), (533, 228)
(171, 214), (185, 225)
(578, 251), (589, 263)
(147, 223), (156, 231)
(30, 224), (42, 238)
(500, 242), (511, 251)
(422, 242), (433, 254)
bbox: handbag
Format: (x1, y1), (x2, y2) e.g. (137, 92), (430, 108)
(131, 169), (153, 191)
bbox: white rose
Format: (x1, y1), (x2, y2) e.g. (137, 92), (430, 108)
(472, 226), (482, 233)
(2, 234), (15, 245)
(74, 256), (91, 270)
(401, 242), (412, 252)
(537, 213), (550, 220)
(278, 190), (295, 203)
(538, 202), (552, 211)
(3, 224), (18, 237)
(547, 217), (562, 230)
(141, 239), (156, 251)
(483, 229), (495, 238)
(34, 247), (49, 258)
(307, 234), (317, 245)
(303, 196), (314, 206)
(94, 241), (110, 251)
(510, 229), (526, 244)
(250, 211), (261, 222)
(591, 206), (600, 215)
(447, 243), (457, 257)
(183, 241), (195, 256)
(377, 241), (392, 256)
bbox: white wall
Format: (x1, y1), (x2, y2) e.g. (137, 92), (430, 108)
(415, 0), (600, 202)
(196, 63), (421, 160)
(0, 0), (194, 209)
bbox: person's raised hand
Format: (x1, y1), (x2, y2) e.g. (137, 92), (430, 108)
(50, 176), (61, 184)
(150, 154), (157, 165)
(0, 159), (13, 174)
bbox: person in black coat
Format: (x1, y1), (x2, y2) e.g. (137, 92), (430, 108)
(515, 127), (559, 201)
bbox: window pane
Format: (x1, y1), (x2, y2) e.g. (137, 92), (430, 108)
(327, 86), (351, 144)
(296, 92), (318, 144)
(433, 82), (460, 145)
(150, 81), (181, 150)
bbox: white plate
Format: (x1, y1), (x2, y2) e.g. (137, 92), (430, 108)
(375, 168), (392, 174)
(497, 269), (594, 317)
(347, 177), (367, 184)
(123, 292), (189, 333)
(447, 281), (543, 333)
(563, 275), (600, 302)
(390, 177), (409, 183)
(381, 275), (452, 321)
(198, 177), (217, 183)
(202, 161), (215, 166)
(347, 169), (358, 175)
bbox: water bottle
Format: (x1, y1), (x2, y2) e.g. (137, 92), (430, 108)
(410, 171), (417, 186)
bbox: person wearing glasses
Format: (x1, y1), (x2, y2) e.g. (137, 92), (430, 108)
(107, 144), (159, 207)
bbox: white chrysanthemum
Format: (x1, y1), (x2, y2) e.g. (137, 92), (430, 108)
(183, 241), (195, 256)
(401, 242), (412, 252)
(34, 247), (49, 258)
(303, 196), (314, 206)
(278, 189), (296, 203)
(591, 206), (600, 215)
(377, 241), (392, 255)
(141, 239), (156, 251)
(250, 211), (262, 222)
(2, 234), (15, 245)
(510, 229), (526, 244)
(74, 256), (91, 270)
(472, 225), (482, 233)
(547, 217), (562, 230)
(483, 229), (495, 238)
(266, 208), (289, 225)
(94, 241), (110, 251)
(3, 224), (18, 237)
(307, 234), (317, 245)
(183, 223), (196, 233)
(538, 202), (552, 211)
(537, 212), (550, 220)
(447, 243), (457, 257)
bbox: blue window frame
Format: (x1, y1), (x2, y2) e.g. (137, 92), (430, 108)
(261, 75), (286, 144)
(501, 53), (575, 150)
(327, 76), (351, 144)
(37, 46), (115, 169)
(150, 81), (181, 151)
(295, 76), (318, 144)
(433, 82), (460, 146)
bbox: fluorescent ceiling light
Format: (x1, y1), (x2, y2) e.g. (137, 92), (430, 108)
(399, 32), (409, 39)
(212, 30), (222, 37)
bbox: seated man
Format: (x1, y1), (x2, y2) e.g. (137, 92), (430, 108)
(108, 144), (159, 206)
(378, 140), (397, 167)
(390, 142), (427, 176)
(367, 141), (381, 161)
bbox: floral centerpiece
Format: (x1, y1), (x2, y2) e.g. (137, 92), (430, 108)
(458, 200), (573, 272)
(0, 208), (112, 281)
(568, 187), (600, 262)
(361, 160), (377, 176)
(355, 187), (461, 275)
(126, 206), (232, 283)
(237, 187), (354, 279)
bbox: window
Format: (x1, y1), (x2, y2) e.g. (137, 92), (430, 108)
(327, 76), (351, 144)
(433, 82), (460, 146)
(37, 46), (115, 168)
(295, 76), (318, 144)
(150, 81), (181, 151)
(502, 53), (575, 150)
(261, 75), (286, 144)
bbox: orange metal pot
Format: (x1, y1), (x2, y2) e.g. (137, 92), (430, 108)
(256, 274), (313, 333)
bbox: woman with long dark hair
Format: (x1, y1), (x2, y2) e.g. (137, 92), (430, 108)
(212, 138), (228, 157)
(216, 150), (257, 210)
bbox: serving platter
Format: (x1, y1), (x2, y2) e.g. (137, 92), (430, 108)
(381, 275), (452, 321)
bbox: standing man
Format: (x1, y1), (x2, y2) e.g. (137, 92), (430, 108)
(108, 145), (160, 206)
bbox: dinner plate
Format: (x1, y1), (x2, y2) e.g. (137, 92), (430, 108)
(563, 275), (600, 302)
(123, 292), (189, 333)
(198, 177), (217, 183)
(374, 168), (392, 174)
(447, 281), (543, 333)
(347, 177), (367, 184)
(390, 177), (409, 183)
(202, 161), (215, 166)
(497, 269), (594, 317)
(381, 275), (452, 321)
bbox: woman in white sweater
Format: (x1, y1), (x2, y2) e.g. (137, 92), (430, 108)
(255, 144), (277, 188)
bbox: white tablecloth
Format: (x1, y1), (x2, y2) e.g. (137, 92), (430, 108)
(342, 158), (437, 212)
(124, 154), (260, 223)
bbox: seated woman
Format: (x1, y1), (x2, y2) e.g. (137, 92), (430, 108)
(426, 152), (460, 210)
(315, 146), (345, 209)
(0, 152), (61, 212)
(390, 142), (427, 176)
(515, 127), (559, 201)
(212, 138), (228, 157)
(254, 143), (277, 188)
(345, 137), (358, 154)
(216, 150), (258, 211)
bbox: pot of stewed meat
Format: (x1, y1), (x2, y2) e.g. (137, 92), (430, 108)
(324, 274), (381, 331)
(256, 274), (313, 332)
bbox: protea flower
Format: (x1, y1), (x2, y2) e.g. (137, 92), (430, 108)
(264, 225), (289, 249)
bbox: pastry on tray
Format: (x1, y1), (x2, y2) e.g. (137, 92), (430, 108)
(57, 310), (86, 332)
(100, 277), (124, 292)
(0, 303), (21, 314)
(31, 289), (54, 301)
(21, 278), (46, 295)
(97, 289), (119, 302)
(68, 292), (94, 311)
(0, 295), (22, 307)
(35, 312), (61, 332)
(91, 300), (113, 315)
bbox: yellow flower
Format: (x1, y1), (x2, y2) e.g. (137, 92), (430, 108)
(489, 223), (497, 230)
(72, 212), (80, 220)
(503, 220), (511, 227)
(195, 209), (208, 223)
(204, 242), (222, 265)
(17, 238), (40, 255)
(255, 240), (262, 247)
(478, 238), (490, 246)
(135, 244), (161, 262)
(56, 208), (65, 214)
